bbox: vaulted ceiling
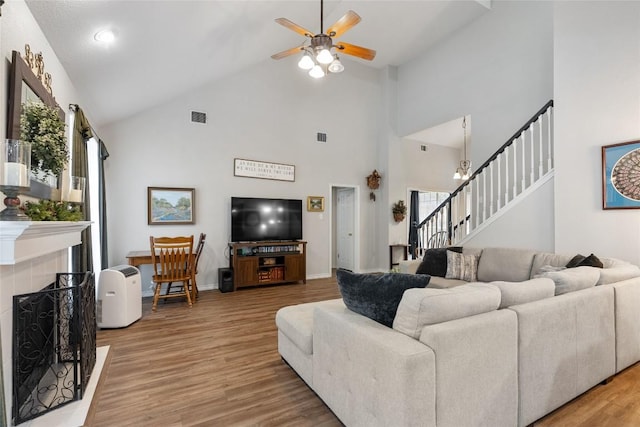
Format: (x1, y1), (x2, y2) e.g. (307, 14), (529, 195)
(25, 0), (490, 129)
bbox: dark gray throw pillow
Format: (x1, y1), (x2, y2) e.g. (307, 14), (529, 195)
(336, 269), (430, 327)
(415, 246), (463, 277)
(567, 253), (604, 269)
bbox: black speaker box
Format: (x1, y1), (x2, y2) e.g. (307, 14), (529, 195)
(218, 267), (234, 293)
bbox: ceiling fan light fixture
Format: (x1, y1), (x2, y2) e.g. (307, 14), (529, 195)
(94, 29), (115, 44)
(316, 48), (334, 64)
(328, 56), (344, 73)
(309, 64), (325, 78)
(298, 53), (315, 70)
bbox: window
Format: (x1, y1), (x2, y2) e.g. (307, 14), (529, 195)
(417, 191), (450, 223)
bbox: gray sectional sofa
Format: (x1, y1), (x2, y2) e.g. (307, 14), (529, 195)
(275, 247), (640, 426)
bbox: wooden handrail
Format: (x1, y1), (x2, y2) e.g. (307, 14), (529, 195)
(416, 100), (553, 230)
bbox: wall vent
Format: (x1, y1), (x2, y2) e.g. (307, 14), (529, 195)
(191, 111), (207, 124)
(317, 132), (327, 143)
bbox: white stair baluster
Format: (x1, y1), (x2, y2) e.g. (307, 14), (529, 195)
(489, 163), (495, 216)
(497, 153), (502, 210)
(538, 116), (544, 177)
(530, 126), (535, 184)
(547, 108), (553, 171)
(521, 135), (526, 193)
(505, 147), (510, 204)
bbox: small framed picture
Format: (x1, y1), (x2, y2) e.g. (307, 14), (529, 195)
(602, 140), (640, 209)
(148, 187), (195, 225)
(307, 196), (324, 212)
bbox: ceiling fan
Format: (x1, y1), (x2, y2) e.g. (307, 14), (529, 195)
(271, 0), (376, 78)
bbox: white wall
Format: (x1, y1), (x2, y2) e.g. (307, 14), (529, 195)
(397, 0), (554, 172)
(101, 58), (386, 290)
(462, 176), (555, 251)
(554, 1), (640, 264)
(394, 0), (554, 251)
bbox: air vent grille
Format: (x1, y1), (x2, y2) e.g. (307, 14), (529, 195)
(317, 132), (327, 143)
(191, 111), (207, 124)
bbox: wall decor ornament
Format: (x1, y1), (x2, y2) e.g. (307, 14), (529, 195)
(234, 158), (295, 182)
(392, 200), (407, 222)
(366, 169), (381, 201)
(147, 187), (195, 225)
(20, 102), (68, 179)
(307, 196), (325, 212)
(602, 140), (640, 209)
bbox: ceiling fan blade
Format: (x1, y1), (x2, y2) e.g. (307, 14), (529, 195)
(326, 10), (361, 38)
(271, 46), (305, 60)
(335, 42), (376, 61)
(275, 18), (314, 38)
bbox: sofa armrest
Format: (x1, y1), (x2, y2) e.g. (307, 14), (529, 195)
(608, 276), (640, 372)
(313, 304), (436, 427)
(419, 310), (519, 427)
(399, 259), (421, 274)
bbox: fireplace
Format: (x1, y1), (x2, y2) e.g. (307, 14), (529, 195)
(12, 272), (95, 425)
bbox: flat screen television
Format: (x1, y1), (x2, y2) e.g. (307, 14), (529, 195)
(231, 197), (303, 242)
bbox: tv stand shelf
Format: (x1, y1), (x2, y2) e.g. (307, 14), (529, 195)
(229, 241), (307, 290)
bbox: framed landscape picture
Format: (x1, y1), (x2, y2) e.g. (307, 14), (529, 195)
(602, 140), (640, 209)
(148, 187), (195, 224)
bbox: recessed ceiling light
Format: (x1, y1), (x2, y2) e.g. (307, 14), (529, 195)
(94, 29), (115, 43)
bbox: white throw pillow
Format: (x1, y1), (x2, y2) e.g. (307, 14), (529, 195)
(445, 250), (479, 282)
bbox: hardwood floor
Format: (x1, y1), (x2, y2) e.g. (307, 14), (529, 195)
(89, 277), (640, 426)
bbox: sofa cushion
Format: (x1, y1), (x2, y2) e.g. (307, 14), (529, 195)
(445, 250), (479, 281)
(392, 283), (501, 339)
(597, 263), (640, 285)
(536, 266), (600, 295)
(491, 278), (555, 308)
(336, 269), (430, 328)
(415, 246), (463, 277)
(530, 252), (573, 277)
(275, 301), (319, 355)
(427, 276), (468, 289)
(477, 247), (537, 282)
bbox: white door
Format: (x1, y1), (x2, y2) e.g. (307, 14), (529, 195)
(336, 188), (355, 270)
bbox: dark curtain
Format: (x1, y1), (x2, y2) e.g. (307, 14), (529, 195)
(71, 105), (94, 274)
(98, 139), (109, 268)
(408, 191), (420, 259)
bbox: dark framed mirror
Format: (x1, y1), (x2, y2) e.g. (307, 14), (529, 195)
(7, 49), (65, 198)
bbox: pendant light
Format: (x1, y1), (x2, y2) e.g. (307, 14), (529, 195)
(453, 117), (471, 180)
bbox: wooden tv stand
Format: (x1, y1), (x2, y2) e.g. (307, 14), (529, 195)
(229, 241), (307, 290)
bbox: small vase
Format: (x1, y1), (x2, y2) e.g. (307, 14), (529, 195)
(393, 213), (405, 222)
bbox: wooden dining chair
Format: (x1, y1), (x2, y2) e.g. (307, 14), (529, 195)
(150, 235), (194, 311)
(191, 233), (206, 300)
(165, 232), (206, 302)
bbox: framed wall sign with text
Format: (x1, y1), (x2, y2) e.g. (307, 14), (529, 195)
(234, 158), (295, 182)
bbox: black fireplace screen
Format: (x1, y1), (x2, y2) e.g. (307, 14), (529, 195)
(12, 272), (96, 425)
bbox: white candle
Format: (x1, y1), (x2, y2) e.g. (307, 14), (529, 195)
(68, 189), (83, 203)
(3, 162), (28, 187)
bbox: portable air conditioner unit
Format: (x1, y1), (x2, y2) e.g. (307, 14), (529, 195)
(97, 265), (142, 328)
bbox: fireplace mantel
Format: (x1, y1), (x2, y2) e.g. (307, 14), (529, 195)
(0, 221), (91, 265)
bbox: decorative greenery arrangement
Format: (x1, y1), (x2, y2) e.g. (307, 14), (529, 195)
(20, 101), (68, 178)
(22, 200), (82, 221)
(392, 200), (407, 222)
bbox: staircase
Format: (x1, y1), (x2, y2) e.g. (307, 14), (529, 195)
(414, 100), (554, 256)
